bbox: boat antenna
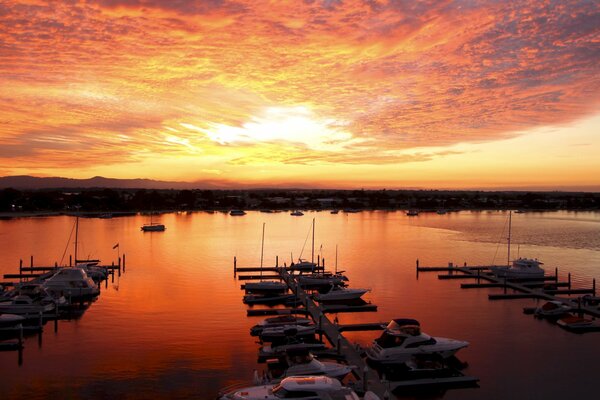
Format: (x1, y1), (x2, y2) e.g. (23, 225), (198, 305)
(507, 210), (512, 266)
(311, 218), (315, 264)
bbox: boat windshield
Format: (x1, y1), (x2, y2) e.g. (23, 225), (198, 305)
(376, 332), (406, 348)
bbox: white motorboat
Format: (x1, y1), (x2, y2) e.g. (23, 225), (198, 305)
(0, 294), (56, 316)
(259, 341), (327, 359)
(141, 223), (165, 232)
(313, 286), (369, 302)
(297, 272), (348, 287)
(0, 313), (26, 328)
(290, 210), (304, 216)
(289, 259), (317, 272)
(230, 210), (246, 216)
(251, 315), (312, 335)
(534, 301), (571, 318)
(557, 314), (600, 332)
(218, 376), (361, 400)
(43, 268), (100, 299)
(366, 319), (469, 365)
(273, 351), (353, 380)
(259, 324), (316, 342)
(491, 258), (545, 279)
(244, 281), (288, 293)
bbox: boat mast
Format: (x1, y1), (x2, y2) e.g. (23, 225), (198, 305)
(260, 222), (265, 275)
(74, 215), (79, 263)
(311, 218), (315, 264)
(507, 210), (512, 266)
(335, 244), (338, 274)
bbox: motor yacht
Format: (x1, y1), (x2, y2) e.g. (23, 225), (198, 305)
(218, 376), (364, 400)
(313, 286), (369, 302)
(557, 314), (600, 332)
(251, 315), (312, 336)
(0, 293), (56, 316)
(244, 281), (288, 293)
(290, 210), (304, 216)
(491, 258), (545, 279)
(230, 210), (247, 216)
(259, 341), (327, 360)
(259, 324), (316, 342)
(289, 259), (317, 272)
(0, 313), (26, 328)
(270, 350), (353, 380)
(297, 272), (348, 287)
(42, 268), (100, 300)
(366, 319), (469, 364)
(534, 301), (571, 318)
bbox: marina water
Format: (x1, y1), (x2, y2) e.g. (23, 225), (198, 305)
(1, 210), (599, 399)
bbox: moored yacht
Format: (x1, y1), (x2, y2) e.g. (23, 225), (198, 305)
(230, 210), (247, 216)
(366, 319), (469, 365)
(270, 350), (353, 380)
(42, 268), (100, 299)
(251, 315), (312, 336)
(244, 281), (288, 293)
(0, 313), (25, 328)
(491, 258), (545, 279)
(289, 259), (317, 272)
(217, 376), (363, 400)
(297, 272), (348, 287)
(259, 324), (316, 342)
(313, 286), (369, 302)
(290, 210), (304, 216)
(534, 301), (571, 318)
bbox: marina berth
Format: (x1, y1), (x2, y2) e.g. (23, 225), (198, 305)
(366, 319), (469, 365)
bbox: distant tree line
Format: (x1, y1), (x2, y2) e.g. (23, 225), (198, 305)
(0, 187), (599, 213)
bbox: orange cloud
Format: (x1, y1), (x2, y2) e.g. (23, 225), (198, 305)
(0, 0), (598, 186)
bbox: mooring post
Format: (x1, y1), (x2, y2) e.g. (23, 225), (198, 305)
(19, 259), (22, 273)
(317, 255), (320, 266)
(555, 267), (558, 283)
(323, 258), (325, 268)
(568, 273), (571, 290)
(593, 278), (596, 296)
(276, 255), (278, 268)
(122, 254), (126, 273)
(30, 255), (33, 268)
(233, 256), (237, 276)
(416, 259), (419, 270)
(69, 255), (72, 267)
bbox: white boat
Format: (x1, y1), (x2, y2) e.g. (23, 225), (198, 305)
(297, 272), (348, 287)
(244, 281), (288, 293)
(366, 319), (469, 365)
(251, 315), (312, 335)
(0, 295), (56, 316)
(217, 376), (362, 400)
(313, 286), (369, 302)
(557, 314), (600, 332)
(43, 268), (100, 299)
(0, 313), (26, 328)
(534, 301), (571, 318)
(259, 324), (316, 342)
(274, 351), (353, 380)
(289, 259), (317, 272)
(490, 211), (545, 279)
(259, 341), (327, 359)
(290, 210), (304, 216)
(230, 210), (246, 216)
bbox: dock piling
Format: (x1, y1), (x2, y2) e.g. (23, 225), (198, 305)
(234, 256), (237, 276)
(122, 253), (126, 272)
(568, 273), (571, 289)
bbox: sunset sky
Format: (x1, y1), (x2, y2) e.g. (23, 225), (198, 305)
(1, 0), (599, 190)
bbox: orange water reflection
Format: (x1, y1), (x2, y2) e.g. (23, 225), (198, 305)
(1, 211), (599, 399)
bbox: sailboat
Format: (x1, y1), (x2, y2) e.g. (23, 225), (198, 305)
(141, 211), (165, 232)
(490, 211), (545, 279)
(290, 218), (318, 272)
(243, 223), (287, 293)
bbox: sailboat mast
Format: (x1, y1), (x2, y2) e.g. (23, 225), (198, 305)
(260, 222), (265, 272)
(74, 215), (79, 263)
(335, 245), (338, 274)
(311, 218), (315, 264)
(507, 211), (512, 266)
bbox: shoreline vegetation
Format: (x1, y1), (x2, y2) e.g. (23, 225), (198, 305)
(0, 188), (598, 217)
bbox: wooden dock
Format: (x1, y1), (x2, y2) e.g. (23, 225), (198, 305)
(418, 260), (599, 319)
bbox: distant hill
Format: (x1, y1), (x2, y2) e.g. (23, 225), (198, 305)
(0, 175), (234, 190)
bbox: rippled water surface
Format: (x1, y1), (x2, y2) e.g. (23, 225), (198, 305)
(1, 211), (599, 399)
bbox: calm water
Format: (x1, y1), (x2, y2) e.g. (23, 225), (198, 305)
(1, 211), (599, 399)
